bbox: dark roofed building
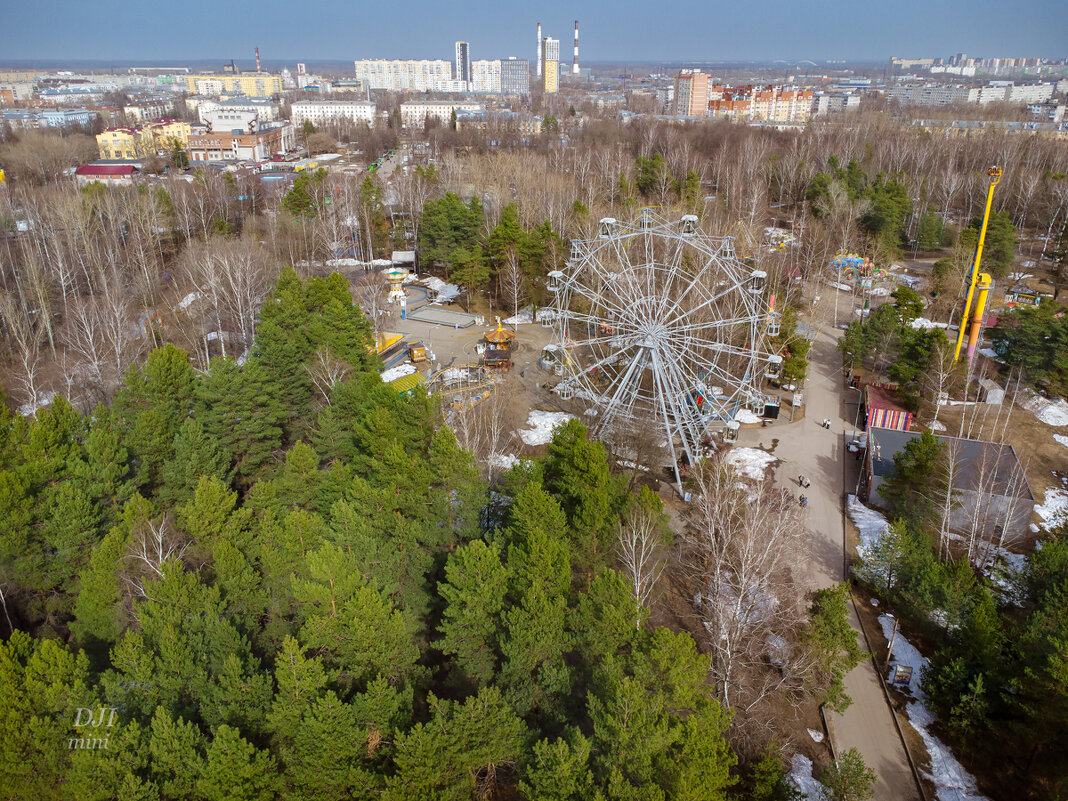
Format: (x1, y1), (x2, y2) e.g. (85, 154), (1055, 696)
(864, 426), (1033, 542)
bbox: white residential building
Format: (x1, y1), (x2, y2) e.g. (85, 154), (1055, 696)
(202, 107), (259, 131)
(1007, 83), (1054, 103)
(353, 59), (453, 92)
(290, 100), (376, 127)
(471, 60), (502, 93)
(400, 100), (484, 128)
(195, 97), (280, 123)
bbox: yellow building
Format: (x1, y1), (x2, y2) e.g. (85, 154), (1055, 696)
(543, 60), (559, 94)
(96, 119), (191, 160)
(184, 74), (282, 98)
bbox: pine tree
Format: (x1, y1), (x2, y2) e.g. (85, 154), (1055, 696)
(197, 725), (281, 801)
(438, 540), (508, 687)
(158, 418), (232, 509)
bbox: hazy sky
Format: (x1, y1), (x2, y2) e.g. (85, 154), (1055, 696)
(5, 0), (1066, 64)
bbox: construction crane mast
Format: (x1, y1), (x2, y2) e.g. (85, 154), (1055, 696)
(953, 166), (1002, 365)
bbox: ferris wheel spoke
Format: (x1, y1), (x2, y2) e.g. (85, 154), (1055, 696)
(599, 348), (648, 429)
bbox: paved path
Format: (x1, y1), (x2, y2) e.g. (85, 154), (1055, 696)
(739, 328), (920, 801)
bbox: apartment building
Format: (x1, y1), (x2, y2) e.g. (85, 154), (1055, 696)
(471, 60), (502, 94)
(811, 92), (861, 116)
(455, 42), (471, 86)
(500, 58), (530, 95)
(889, 82), (1054, 106)
(542, 38), (560, 94)
(123, 100), (176, 122)
(184, 74), (282, 98)
(673, 70), (710, 116)
(290, 100), (376, 127)
(353, 60), (453, 92)
(187, 122), (296, 162)
(707, 86), (814, 123)
(96, 119), (191, 160)
(400, 100), (483, 128)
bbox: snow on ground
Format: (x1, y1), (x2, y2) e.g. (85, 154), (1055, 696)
(733, 409), (763, 424)
(380, 363), (416, 383)
(487, 453), (520, 469)
(503, 307), (534, 325)
(828, 281), (853, 291)
(878, 615), (990, 801)
(910, 317), (949, 330)
(175, 291), (202, 310)
(1007, 272), (1033, 281)
(1054, 434), (1068, 448)
(789, 753), (829, 800)
(870, 286), (893, 297)
(806, 727), (825, 744)
(17, 390), (56, 417)
(518, 411), (575, 446)
(439, 367), (466, 382)
(724, 447), (776, 480)
(928, 420), (947, 432)
(1035, 488), (1068, 531)
(1019, 390), (1068, 427)
(846, 494), (890, 562)
(422, 276), (462, 304)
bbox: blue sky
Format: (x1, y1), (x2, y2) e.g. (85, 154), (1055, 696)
(5, 0), (1066, 63)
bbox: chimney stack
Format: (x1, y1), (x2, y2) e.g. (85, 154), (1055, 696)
(255, 47), (261, 73)
(537, 22), (542, 78)
(573, 21), (579, 75)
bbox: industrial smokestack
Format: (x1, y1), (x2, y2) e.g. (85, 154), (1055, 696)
(573, 20), (579, 75)
(255, 47), (261, 73)
(537, 22), (542, 78)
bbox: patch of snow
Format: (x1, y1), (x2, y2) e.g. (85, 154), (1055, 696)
(487, 453), (519, 469)
(928, 420), (946, 431)
(733, 409), (763, 424)
(847, 494), (890, 561)
(422, 276), (462, 304)
(1007, 272), (1033, 281)
(870, 286), (892, 297)
(828, 281), (853, 291)
(17, 390), (56, 417)
(789, 753), (828, 800)
(1019, 390), (1068, 427)
(1034, 488), (1068, 531)
(1054, 434), (1068, 448)
(175, 291), (202, 310)
(910, 317), (949, 330)
(871, 598), (880, 606)
(534, 308), (555, 322)
(807, 727), (825, 744)
(878, 615), (991, 801)
(504, 307), (534, 325)
(381, 363), (416, 383)
(518, 410), (575, 446)
(724, 447), (776, 480)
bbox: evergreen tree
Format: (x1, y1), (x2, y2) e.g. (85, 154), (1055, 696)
(158, 418), (232, 508)
(438, 540), (508, 687)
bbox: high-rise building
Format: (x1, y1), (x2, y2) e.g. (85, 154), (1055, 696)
(501, 57), (530, 95)
(542, 37), (560, 93)
(455, 42), (471, 86)
(471, 60), (501, 93)
(673, 70), (710, 116)
(353, 60), (453, 91)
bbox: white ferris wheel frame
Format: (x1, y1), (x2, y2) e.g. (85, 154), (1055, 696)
(548, 210), (780, 491)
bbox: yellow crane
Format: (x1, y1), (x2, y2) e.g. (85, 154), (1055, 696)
(953, 166), (1002, 364)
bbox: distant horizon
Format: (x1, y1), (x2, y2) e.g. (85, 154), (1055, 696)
(4, 0), (1066, 65)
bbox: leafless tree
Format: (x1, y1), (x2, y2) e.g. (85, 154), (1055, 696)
(616, 506), (666, 625)
(498, 252), (525, 326)
(681, 459), (806, 710)
(123, 516), (187, 599)
(306, 347), (352, 405)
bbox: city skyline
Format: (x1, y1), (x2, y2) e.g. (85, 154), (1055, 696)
(4, 0), (1066, 64)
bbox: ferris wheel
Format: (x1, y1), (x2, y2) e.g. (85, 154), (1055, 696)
(548, 210), (781, 488)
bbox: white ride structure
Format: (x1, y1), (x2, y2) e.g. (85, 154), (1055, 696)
(548, 211), (781, 490)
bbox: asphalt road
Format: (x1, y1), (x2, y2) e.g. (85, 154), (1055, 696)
(738, 328), (921, 801)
